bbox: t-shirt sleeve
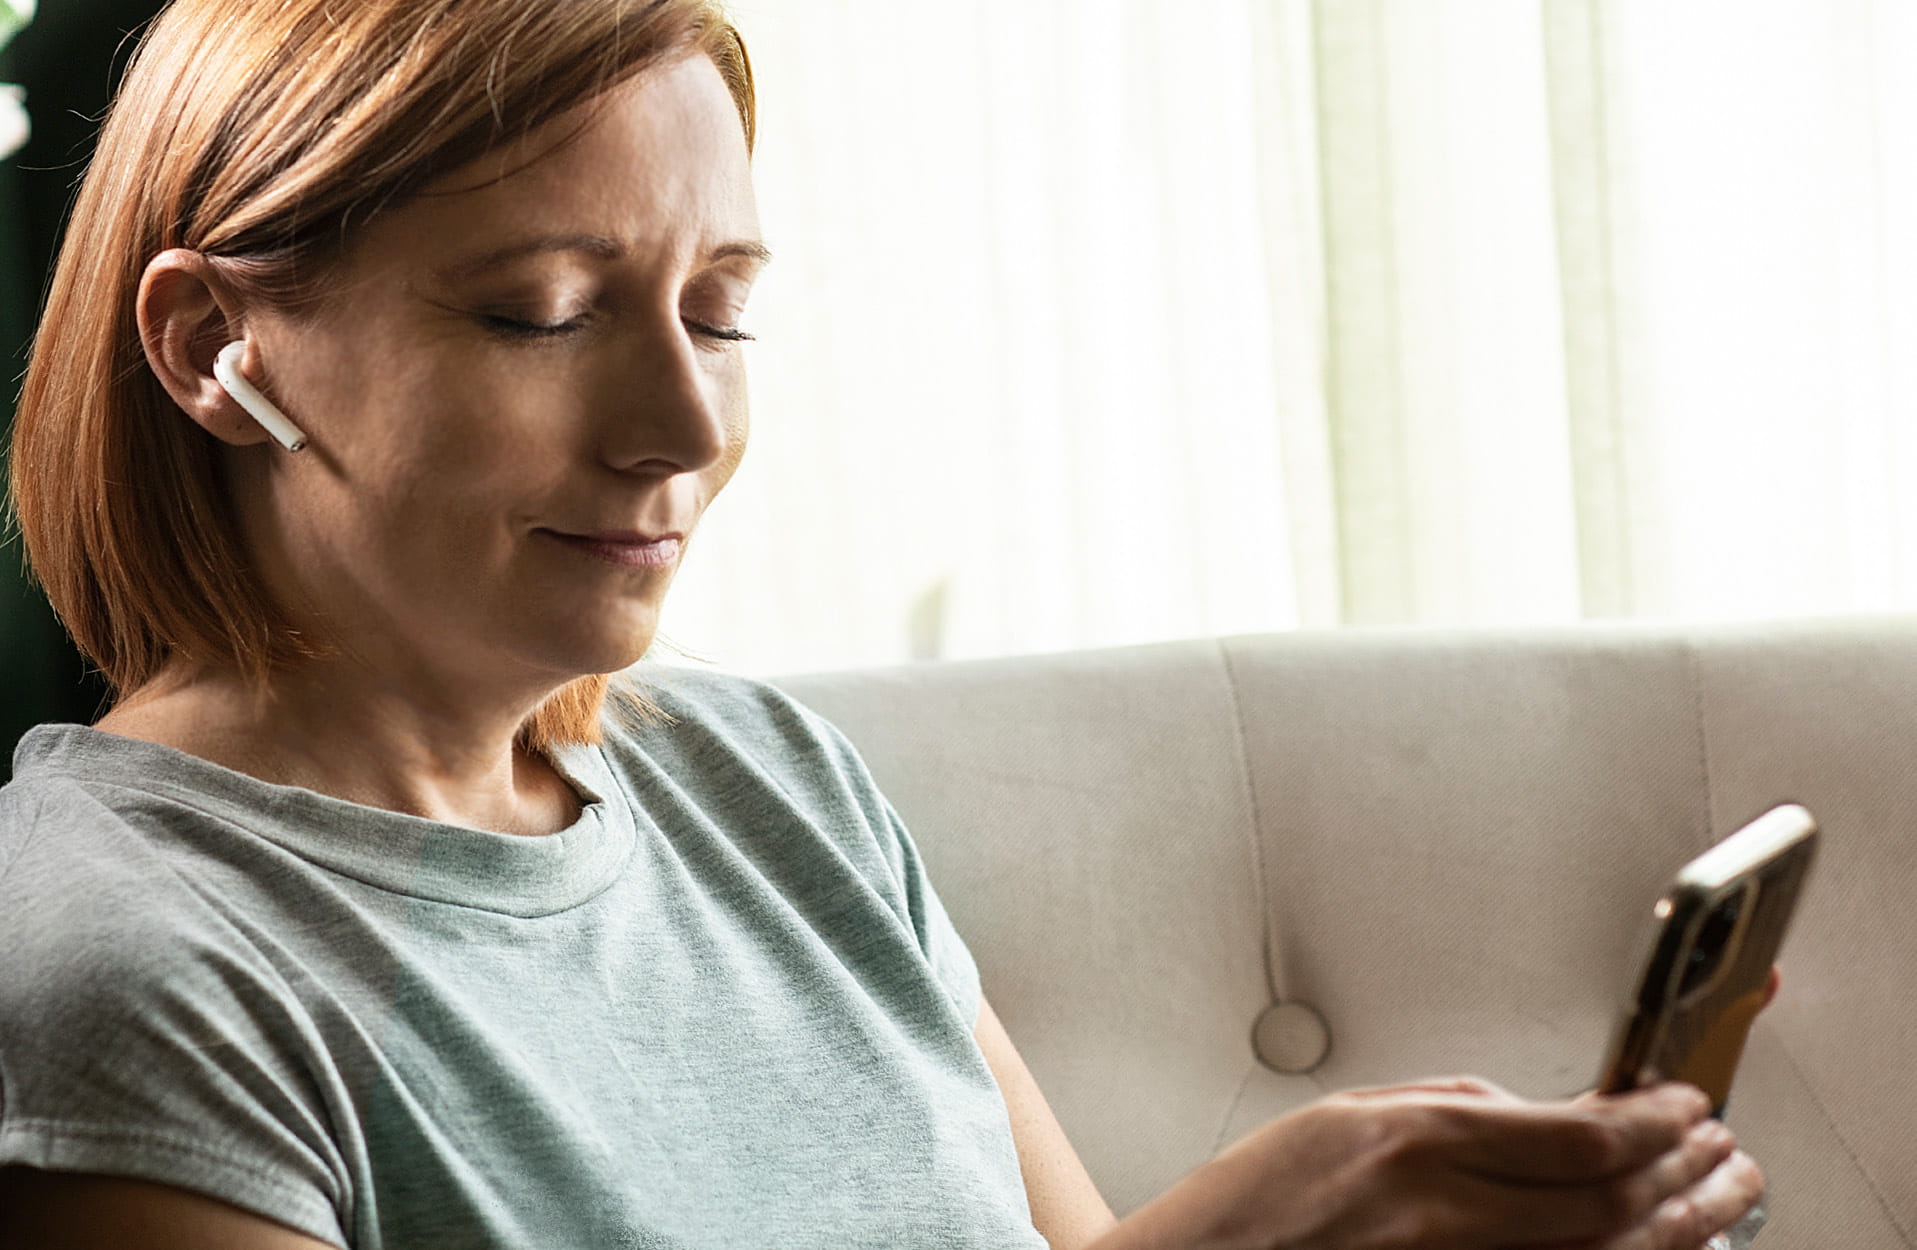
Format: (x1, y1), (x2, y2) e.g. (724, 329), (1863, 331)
(781, 699), (985, 1031)
(870, 791), (984, 1030)
(0, 788), (350, 1247)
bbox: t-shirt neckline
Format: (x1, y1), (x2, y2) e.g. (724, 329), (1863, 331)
(10, 723), (639, 918)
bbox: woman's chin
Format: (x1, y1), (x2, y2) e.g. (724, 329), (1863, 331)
(526, 616), (660, 681)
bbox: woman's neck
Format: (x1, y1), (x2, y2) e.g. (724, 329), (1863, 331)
(94, 662), (584, 836)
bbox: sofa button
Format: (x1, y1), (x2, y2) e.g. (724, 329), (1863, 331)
(1252, 1000), (1331, 1074)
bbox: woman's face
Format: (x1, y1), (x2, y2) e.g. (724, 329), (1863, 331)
(231, 53), (762, 693)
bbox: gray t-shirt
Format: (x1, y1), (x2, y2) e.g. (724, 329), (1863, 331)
(0, 667), (1047, 1249)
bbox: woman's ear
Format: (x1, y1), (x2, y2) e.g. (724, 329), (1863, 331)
(136, 249), (277, 448)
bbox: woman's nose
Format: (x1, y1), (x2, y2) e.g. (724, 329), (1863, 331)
(598, 333), (734, 476)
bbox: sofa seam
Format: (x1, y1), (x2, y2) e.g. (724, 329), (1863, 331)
(1683, 637), (1719, 851)
(1216, 638), (1281, 1003)
(1210, 1065), (1259, 1160)
(1210, 638), (1291, 1155)
(1769, 1026), (1914, 1244)
(1685, 638), (1907, 1242)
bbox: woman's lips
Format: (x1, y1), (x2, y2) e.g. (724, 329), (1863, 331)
(542, 530), (683, 568)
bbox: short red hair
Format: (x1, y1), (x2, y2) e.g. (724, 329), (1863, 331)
(9, 0), (755, 749)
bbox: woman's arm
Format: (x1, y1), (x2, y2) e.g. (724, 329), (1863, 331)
(976, 999), (1765, 1250)
(1080, 1078), (1757, 1250)
(975, 994), (1121, 1249)
(0, 1167), (340, 1250)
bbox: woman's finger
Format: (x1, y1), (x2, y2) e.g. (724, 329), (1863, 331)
(1651, 1151), (1767, 1249)
(1596, 1149), (1766, 1250)
(1336, 1074), (1523, 1102)
(1440, 1083), (1711, 1184)
(1474, 1117), (1737, 1243)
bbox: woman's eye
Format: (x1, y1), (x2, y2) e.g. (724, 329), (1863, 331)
(685, 318), (756, 346)
(480, 313), (587, 340)
(475, 310), (753, 346)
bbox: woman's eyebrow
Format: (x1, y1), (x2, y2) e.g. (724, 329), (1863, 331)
(434, 234), (771, 281)
(709, 240), (774, 268)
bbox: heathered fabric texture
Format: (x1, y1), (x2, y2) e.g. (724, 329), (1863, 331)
(0, 667), (1045, 1249)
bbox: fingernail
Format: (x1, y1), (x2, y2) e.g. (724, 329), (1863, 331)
(1674, 1084), (1712, 1116)
(1655, 1194), (1695, 1230)
(1688, 1118), (1733, 1148)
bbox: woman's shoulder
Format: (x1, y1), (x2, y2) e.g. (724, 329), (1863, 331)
(2, 727), (172, 894)
(625, 662), (818, 723)
(0, 753), (349, 1246)
(0, 726), (287, 983)
(597, 665), (903, 861)
(610, 664), (865, 776)
(0, 777), (292, 1122)
(5, 722), (245, 858)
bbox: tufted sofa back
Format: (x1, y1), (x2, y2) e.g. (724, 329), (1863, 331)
(773, 619), (1917, 1249)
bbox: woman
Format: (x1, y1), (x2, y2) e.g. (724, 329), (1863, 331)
(0, 1), (1767, 1246)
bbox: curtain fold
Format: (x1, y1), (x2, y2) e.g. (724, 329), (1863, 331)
(1542, 0), (1908, 619)
(1543, 0), (1640, 618)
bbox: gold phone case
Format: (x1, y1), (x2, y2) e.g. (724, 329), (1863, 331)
(1596, 804), (1819, 1115)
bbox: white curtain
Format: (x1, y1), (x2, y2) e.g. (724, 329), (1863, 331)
(659, 0), (1917, 675)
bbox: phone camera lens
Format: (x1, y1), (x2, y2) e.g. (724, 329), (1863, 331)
(1679, 896), (1743, 996)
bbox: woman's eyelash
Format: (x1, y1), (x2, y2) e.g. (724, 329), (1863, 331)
(480, 314), (585, 340)
(686, 320), (756, 344)
(477, 314), (754, 344)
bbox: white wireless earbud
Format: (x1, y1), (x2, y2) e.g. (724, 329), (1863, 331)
(212, 341), (308, 452)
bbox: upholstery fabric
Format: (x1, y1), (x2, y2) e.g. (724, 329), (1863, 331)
(773, 617), (1917, 1248)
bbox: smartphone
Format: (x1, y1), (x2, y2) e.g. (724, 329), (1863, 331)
(1595, 803), (1819, 1117)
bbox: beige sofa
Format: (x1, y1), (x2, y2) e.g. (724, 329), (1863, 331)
(773, 619), (1915, 1249)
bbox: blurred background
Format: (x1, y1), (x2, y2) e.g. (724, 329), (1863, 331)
(8, 1), (1917, 747)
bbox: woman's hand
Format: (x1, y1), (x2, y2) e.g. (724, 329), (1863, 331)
(1092, 1077), (1764, 1250)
